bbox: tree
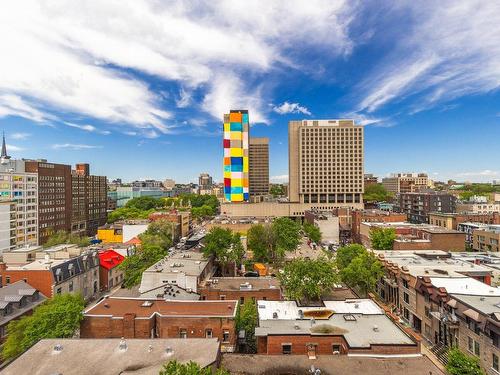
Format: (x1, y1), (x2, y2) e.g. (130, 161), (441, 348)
(120, 243), (166, 288)
(125, 196), (165, 211)
(272, 218), (301, 261)
(203, 227), (244, 275)
(159, 360), (229, 375)
(270, 184), (285, 197)
(446, 348), (485, 375)
(2, 294), (84, 361)
(364, 183), (393, 202)
(339, 251), (384, 297)
(303, 222), (321, 244)
(278, 258), (339, 301)
(370, 228), (396, 250)
(236, 300), (258, 353)
(107, 206), (154, 223)
(335, 244), (366, 271)
(139, 219), (174, 250)
(191, 205), (215, 221)
(43, 230), (91, 248)
(247, 224), (274, 262)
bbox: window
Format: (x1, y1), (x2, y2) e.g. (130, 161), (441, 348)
(222, 330), (230, 343)
(494, 353), (499, 372)
(220, 295), (226, 300)
(69, 281), (73, 292)
(425, 306), (431, 319)
(282, 344), (292, 355)
(403, 307), (410, 320)
(403, 293), (409, 304)
(240, 297), (244, 304)
(205, 329), (213, 339)
(474, 341), (480, 357)
(5, 276), (10, 284)
(332, 344), (341, 354)
(402, 279), (409, 289)
(179, 329), (187, 339)
(56, 287), (62, 295)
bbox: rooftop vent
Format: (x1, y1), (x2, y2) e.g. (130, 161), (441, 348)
(294, 323), (300, 330)
(148, 344), (153, 353)
(119, 338), (127, 351)
(165, 346), (174, 356)
(273, 312), (278, 319)
(373, 325), (379, 332)
(141, 301), (153, 307)
(298, 309), (304, 319)
(53, 344), (63, 353)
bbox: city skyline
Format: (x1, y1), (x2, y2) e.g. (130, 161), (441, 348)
(0, 1), (499, 183)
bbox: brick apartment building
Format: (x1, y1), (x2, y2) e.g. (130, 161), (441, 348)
(473, 225), (500, 252)
(360, 222), (466, 251)
(199, 277), (282, 303)
(351, 209), (407, 243)
(255, 299), (420, 357)
(25, 160), (72, 244)
(429, 212), (500, 230)
(81, 298), (238, 352)
(0, 248), (100, 300)
(98, 249), (125, 292)
(149, 210), (191, 238)
(398, 192), (456, 224)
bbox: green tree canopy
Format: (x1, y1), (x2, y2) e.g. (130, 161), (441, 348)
(125, 196), (165, 211)
(120, 243), (167, 288)
(107, 206), (154, 223)
(446, 348), (485, 375)
(246, 224), (274, 262)
(2, 294), (84, 361)
(236, 300), (258, 353)
(272, 217), (301, 261)
(339, 250), (384, 297)
(203, 227), (244, 274)
(303, 222), (322, 244)
(43, 230), (91, 248)
(278, 257), (339, 301)
(370, 228), (396, 250)
(139, 219), (174, 250)
(159, 360), (230, 375)
(364, 183), (393, 202)
(335, 244), (366, 270)
(270, 184), (285, 197)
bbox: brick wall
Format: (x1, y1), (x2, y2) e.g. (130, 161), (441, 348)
(0, 269), (53, 298)
(199, 288), (282, 302)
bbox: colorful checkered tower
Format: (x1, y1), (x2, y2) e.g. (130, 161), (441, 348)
(223, 110), (249, 202)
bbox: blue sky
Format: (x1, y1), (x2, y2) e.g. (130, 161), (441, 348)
(1, 1), (499, 183)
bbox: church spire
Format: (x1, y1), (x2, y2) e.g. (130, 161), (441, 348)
(1, 132), (10, 161)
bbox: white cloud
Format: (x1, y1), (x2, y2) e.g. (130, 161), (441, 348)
(455, 170), (499, 178)
(357, 1), (500, 113)
(176, 88), (192, 108)
(342, 112), (389, 127)
(273, 102), (311, 116)
(52, 143), (102, 150)
(0, 1), (355, 129)
(10, 132), (31, 140)
(6, 144), (25, 152)
(0, 94), (53, 123)
(270, 174), (289, 183)
(64, 122), (110, 135)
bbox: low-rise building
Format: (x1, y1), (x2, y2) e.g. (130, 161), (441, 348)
(360, 222), (466, 251)
(382, 173), (432, 194)
(139, 250), (214, 294)
(0, 280), (46, 340)
(457, 222), (490, 247)
(97, 223), (123, 243)
(457, 201), (500, 215)
(0, 249), (100, 300)
(473, 225), (500, 252)
(429, 212), (500, 230)
(255, 299), (420, 357)
(351, 209), (407, 243)
(98, 249), (125, 291)
(81, 297), (238, 352)
(149, 210), (191, 238)
(2, 338), (221, 375)
(199, 277), (282, 303)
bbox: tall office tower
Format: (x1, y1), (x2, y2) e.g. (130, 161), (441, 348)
(288, 119), (364, 206)
(249, 137), (269, 197)
(25, 160), (72, 244)
(0, 149), (39, 249)
(198, 173), (213, 189)
(223, 110), (249, 202)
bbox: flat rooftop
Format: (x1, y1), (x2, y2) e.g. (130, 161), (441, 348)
(255, 300), (415, 349)
(2, 338), (220, 375)
(143, 250), (208, 275)
(362, 221), (462, 234)
(429, 277), (500, 296)
(202, 277), (280, 291)
(450, 294), (500, 315)
(376, 250), (492, 277)
(85, 297), (237, 318)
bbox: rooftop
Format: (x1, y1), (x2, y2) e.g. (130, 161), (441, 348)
(450, 294), (500, 315)
(429, 277), (500, 296)
(0, 281), (46, 326)
(98, 249), (125, 270)
(362, 221), (462, 234)
(84, 297), (237, 318)
(255, 299), (415, 349)
(202, 277), (280, 291)
(2, 338), (220, 375)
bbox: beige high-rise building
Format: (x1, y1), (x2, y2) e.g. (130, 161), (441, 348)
(249, 137), (269, 197)
(288, 119), (364, 207)
(382, 173), (432, 194)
